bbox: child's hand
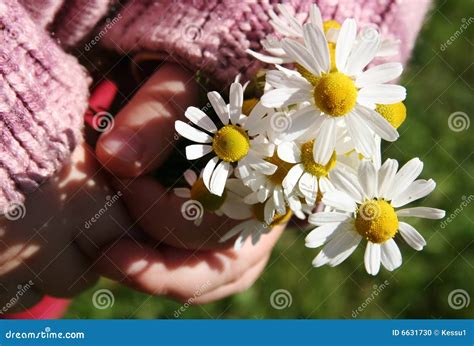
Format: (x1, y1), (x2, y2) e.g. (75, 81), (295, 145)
(0, 142), (132, 312)
(95, 63), (271, 250)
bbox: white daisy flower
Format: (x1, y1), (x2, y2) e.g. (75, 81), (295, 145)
(306, 158), (445, 275)
(175, 82), (277, 196)
(277, 140), (336, 206)
(220, 202), (293, 250)
(174, 170), (253, 225)
(247, 4), (399, 64)
(262, 19), (405, 164)
(242, 152), (305, 222)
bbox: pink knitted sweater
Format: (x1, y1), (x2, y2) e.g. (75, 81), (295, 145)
(0, 0), (431, 211)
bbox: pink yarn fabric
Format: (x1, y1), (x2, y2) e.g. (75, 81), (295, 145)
(0, 0), (432, 211)
(0, 0), (89, 210)
(100, 0), (431, 84)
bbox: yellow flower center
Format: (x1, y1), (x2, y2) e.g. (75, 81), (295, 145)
(375, 102), (407, 129)
(355, 199), (399, 244)
(253, 203), (293, 226)
(212, 125), (250, 162)
(265, 154), (295, 185)
(323, 20), (341, 34)
(300, 140), (337, 177)
(190, 178), (226, 211)
(242, 98), (259, 116)
(314, 72), (358, 117)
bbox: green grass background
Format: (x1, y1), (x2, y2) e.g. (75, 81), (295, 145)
(66, 0), (473, 319)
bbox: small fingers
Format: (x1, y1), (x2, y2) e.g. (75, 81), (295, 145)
(96, 63), (199, 177)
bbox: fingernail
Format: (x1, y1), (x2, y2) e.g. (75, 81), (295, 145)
(100, 127), (144, 165)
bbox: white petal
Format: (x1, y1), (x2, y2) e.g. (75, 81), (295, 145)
(299, 172), (318, 205)
(261, 87), (310, 108)
(318, 176), (335, 194)
(329, 168), (364, 203)
(398, 222), (426, 251)
(344, 112), (376, 158)
(396, 207), (445, 219)
(313, 229), (361, 267)
(392, 179), (436, 208)
(273, 187), (286, 214)
(185, 144), (213, 160)
(385, 158), (423, 200)
(313, 118), (336, 165)
(183, 170), (197, 186)
(221, 202), (252, 220)
(203, 156), (219, 192)
(377, 158), (399, 198)
(274, 4), (302, 36)
(284, 107), (321, 141)
(309, 4), (323, 31)
(229, 83), (243, 124)
(210, 161), (231, 196)
(175, 121), (212, 143)
(248, 158), (278, 175)
(358, 160), (377, 199)
(358, 84), (406, 105)
(220, 220), (253, 242)
(282, 164), (304, 194)
(281, 38), (321, 75)
(264, 198), (276, 224)
(174, 188), (191, 198)
(322, 190), (357, 212)
(380, 239), (402, 271)
(364, 242), (381, 276)
(305, 222), (340, 248)
(184, 107), (217, 132)
(355, 63), (403, 88)
(246, 49), (288, 64)
(345, 29), (380, 76)
(335, 18), (357, 73)
(308, 212), (351, 226)
(356, 105), (399, 142)
(277, 141), (301, 163)
(303, 23), (330, 73)
(207, 91), (229, 125)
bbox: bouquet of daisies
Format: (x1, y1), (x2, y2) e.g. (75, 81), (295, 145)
(174, 4), (445, 275)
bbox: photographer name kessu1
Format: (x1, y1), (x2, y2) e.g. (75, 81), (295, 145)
(441, 329), (467, 337)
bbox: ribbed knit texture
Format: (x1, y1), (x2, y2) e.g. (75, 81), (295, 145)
(0, 0), (89, 210)
(100, 0), (431, 85)
(0, 0), (431, 211)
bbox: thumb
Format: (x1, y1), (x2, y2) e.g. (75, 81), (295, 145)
(96, 63), (199, 177)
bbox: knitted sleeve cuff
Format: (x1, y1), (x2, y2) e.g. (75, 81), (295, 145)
(99, 0), (313, 86)
(100, 0), (430, 86)
(0, 0), (89, 211)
